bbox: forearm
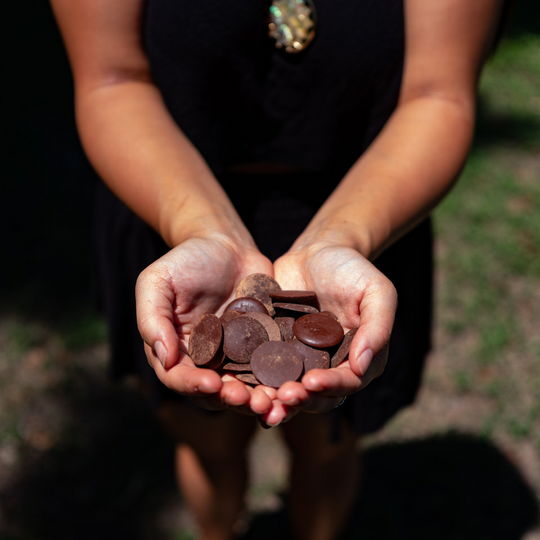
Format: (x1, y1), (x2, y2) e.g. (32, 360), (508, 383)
(292, 94), (474, 260)
(76, 80), (253, 249)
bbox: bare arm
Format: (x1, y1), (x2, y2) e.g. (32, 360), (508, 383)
(288, 0), (504, 261)
(50, 0), (252, 249)
(51, 0), (278, 414)
(273, 0), (504, 415)
(50, 0), (504, 423)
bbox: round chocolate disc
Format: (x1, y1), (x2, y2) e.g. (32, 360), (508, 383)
(275, 317), (295, 342)
(225, 297), (268, 315)
(220, 310), (243, 326)
(188, 314), (225, 369)
(289, 338), (330, 372)
(331, 328), (358, 368)
(235, 274), (282, 317)
(223, 315), (268, 364)
(268, 290), (317, 303)
(272, 303), (319, 315)
(293, 313), (344, 348)
(245, 311), (282, 341)
(222, 362), (252, 372)
(320, 310), (339, 322)
(235, 373), (260, 386)
(251, 341), (304, 388)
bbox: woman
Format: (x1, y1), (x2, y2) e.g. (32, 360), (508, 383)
(51, 1), (506, 539)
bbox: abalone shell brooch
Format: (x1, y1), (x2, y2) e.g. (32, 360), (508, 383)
(268, 0), (316, 53)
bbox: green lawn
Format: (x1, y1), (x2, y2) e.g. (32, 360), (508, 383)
(1, 24), (539, 540)
(432, 32), (540, 447)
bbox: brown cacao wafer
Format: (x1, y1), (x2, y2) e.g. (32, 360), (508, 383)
(330, 328), (358, 368)
(223, 315), (268, 364)
(275, 317), (295, 342)
(293, 313), (344, 348)
(268, 290), (317, 303)
(235, 273), (281, 317)
(244, 311), (282, 341)
(222, 362), (252, 372)
(251, 341), (304, 388)
(220, 310), (243, 325)
(289, 338), (330, 372)
(235, 373), (260, 386)
(225, 297), (268, 315)
(188, 314), (225, 369)
(272, 303), (319, 315)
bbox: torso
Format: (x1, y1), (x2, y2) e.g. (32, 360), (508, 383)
(144, 0), (405, 176)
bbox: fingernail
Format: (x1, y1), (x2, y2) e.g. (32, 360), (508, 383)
(283, 398), (299, 406)
(304, 381), (322, 391)
(154, 340), (167, 368)
(357, 348), (373, 375)
(198, 384), (218, 393)
(267, 418), (282, 428)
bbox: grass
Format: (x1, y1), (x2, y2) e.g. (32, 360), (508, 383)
(1, 19), (540, 540)
(433, 32), (540, 448)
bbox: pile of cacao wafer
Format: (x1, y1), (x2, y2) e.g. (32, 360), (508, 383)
(188, 274), (358, 388)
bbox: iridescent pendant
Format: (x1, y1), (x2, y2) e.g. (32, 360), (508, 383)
(268, 0), (317, 54)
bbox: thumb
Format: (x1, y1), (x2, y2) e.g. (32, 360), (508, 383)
(136, 265), (184, 370)
(348, 275), (397, 380)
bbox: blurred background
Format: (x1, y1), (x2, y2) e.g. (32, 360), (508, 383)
(1, 1), (540, 538)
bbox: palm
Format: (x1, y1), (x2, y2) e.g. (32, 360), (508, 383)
(163, 237), (273, 351)
(136, 236), (275, 413)
(275, 245), (378, 331)
(272, 244), (397, 414)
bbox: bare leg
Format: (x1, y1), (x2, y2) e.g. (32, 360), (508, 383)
(157, 402), (257, 540)
(281, 413), (361, 540)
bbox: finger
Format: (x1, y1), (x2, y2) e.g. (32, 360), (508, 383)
(276, 380), (341, 414)
(255, 385), (279, 401)
(218, 377), (252, 408)
(357, 342), (389, 387)
(300, 366), (364, 396)
(150, 349), (223, 395)
(137, 263), (182, 370)
(248, 386), (274, 415)
(348, 276), (397, 377)
(291, 393), (345, 415)
(257, 416), (272, 430)
(191, 378), (253, 413)
(277, 368), (361, 414)
(276, 380), (309, 407)
(260, 399), (299, 427)
(227, 382), (279, 410)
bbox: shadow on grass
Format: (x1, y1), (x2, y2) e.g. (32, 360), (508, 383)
(0, 372), (178, 540)
(1, 363), (537, 540)
(242, 433), (539, 540)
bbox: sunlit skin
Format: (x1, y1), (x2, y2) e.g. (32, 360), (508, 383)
(50, 0), (503, 426)
(136, 235), (278, 416)
(50, 0), (504, 537)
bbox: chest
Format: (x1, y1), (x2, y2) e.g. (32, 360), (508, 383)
(144, 0), (404, 77)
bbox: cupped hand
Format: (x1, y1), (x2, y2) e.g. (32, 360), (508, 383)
(136, 234), (276, 414)
(271, 241), (397, 417)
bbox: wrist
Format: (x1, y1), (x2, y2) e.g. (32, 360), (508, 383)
(159, 194), (256, 250)
(289, 213), (383, 261)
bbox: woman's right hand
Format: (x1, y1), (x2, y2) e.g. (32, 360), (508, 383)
(136, 234), (278, 415)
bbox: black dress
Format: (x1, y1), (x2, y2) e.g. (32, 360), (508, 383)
(94, 0), (433, 435)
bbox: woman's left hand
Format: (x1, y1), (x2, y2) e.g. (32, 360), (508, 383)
(261, 240), (397, 424)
